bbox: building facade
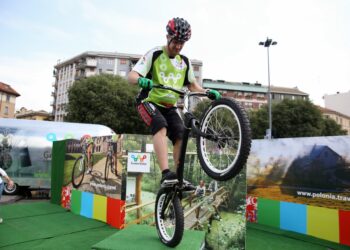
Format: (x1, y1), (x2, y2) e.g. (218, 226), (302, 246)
(52, 51), (203, 121)
(15, 107), (51, 120)
(318, 106), (350, 135)
(324, 91), (350, 117)
(202, 79), (309, 110)
(0, 82), (20, 118)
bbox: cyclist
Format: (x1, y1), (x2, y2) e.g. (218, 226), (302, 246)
(111, 133), (123, 176)
(81, 134), (94, 174)
(0, 167), (14, 223)
(128, 17), (221, 188)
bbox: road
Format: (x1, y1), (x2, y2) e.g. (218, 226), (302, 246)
(0, 190), (50, 205)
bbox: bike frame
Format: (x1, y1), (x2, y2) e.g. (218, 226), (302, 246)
(154, 85), (213, 188)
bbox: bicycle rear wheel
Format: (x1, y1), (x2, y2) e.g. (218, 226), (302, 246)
(72, 156), (86, 188)
(196, 98), (251, 181)
(104, 155), (111, 181)
(155, 188), (184, 247)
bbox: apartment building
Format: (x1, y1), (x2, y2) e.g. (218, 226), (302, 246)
(0, 82), (20, 118)
(318, 106), (350, 135)
(15, 107), (51, 121)
(52, 51), (203, 121)
(324, 91), (350, 117)
(202, 79), (309, 110)
(271, 86), (308, 102)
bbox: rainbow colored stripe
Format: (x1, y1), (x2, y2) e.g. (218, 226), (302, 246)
(251, 197), (350, 246)
(70, 189), (125, 229)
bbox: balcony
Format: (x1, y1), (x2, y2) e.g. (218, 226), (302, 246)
(76, 59), (97, 69)
(52, 82), (58, 89)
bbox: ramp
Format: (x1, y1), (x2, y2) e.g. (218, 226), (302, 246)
(0, 201), (116, 249)
(92, 225), (205, 250)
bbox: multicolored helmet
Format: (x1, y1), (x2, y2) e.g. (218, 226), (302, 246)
(166, 17), (191, 42)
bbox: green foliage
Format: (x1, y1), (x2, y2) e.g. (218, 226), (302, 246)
(249, 99), (347, 139)
(66, 74), (149, 134)
(322, 117), (347, 136)
(205, 212), (245, 250)
(193, 99), (211, 119)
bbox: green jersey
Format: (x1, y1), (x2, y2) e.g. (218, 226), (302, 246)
(133, 46), (196, 107)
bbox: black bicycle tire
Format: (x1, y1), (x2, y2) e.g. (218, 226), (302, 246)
(196, 98), (251, 181)
(72, 156), (85, 188)
(155, 188), (184, 247)
(104, 156), (110, 181)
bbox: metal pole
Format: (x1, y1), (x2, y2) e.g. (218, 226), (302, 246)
(267, 46), (272, 139)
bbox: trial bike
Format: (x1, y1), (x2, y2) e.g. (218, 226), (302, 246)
(71, 143), (94, 188)
(153, 85), (252, 247)
(104, 139), (117, 181)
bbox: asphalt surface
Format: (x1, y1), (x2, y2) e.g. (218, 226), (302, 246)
(0, 190), (50, 205)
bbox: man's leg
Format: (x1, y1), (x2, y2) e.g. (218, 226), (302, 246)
(153, 127), (168, 171)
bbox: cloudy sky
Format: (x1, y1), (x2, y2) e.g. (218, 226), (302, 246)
(1, 0), (349, 112)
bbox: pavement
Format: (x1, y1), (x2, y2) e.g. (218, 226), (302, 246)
(0, 190), (50, 205)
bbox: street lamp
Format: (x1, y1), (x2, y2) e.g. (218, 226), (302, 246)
(259, 37), (277, 140)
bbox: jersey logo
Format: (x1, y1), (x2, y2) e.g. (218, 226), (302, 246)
(159, 72), (182, 86)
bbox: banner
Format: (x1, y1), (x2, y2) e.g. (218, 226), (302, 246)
(247, 136), (350, 211)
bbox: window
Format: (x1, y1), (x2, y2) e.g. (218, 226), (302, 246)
(4, 106), (9, 115)
(6, 94), (10, 102)
(120, 59), (127, 65)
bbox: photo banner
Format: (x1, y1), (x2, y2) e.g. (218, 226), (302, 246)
(247, 136), (350, 210)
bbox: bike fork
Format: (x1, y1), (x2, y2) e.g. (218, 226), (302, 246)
(161, 191), (177, 219)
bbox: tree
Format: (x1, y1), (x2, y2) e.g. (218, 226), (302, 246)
(322, 117), (347, 136)
(249, 99), (347, 139)
(66, 74), (149, 134)
(193, 99), (211, 119)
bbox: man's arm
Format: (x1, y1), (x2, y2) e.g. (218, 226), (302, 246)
(5, 175), (14, 188)
(187, 81), (205, 93)
(0, 168), (14, 189)
(128, 71), (142, 85)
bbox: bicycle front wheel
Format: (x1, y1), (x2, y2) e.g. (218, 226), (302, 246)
(155, 188), (184, 247)
(72, 156), (86, 188)
(196, 98), (251, 181)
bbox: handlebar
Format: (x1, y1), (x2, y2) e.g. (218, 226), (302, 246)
(152, 84), (209, 99)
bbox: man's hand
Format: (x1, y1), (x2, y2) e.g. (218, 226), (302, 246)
(206, 89), (221, 100)
(7, 180), (14, 189)
(138, 77), (153, 90)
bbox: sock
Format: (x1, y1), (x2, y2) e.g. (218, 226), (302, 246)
(162, 169), (170, 175)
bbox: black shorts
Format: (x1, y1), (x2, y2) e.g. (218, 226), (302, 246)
(137, 102), (184, 145)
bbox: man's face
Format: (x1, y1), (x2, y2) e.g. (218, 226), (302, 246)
(167, 36), (185, 57)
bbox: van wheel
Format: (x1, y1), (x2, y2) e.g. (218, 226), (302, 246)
(4, 183), (19, 195)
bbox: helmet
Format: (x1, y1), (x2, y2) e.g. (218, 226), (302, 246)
(166, 17), (191, 42)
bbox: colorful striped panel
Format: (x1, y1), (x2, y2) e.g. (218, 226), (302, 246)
(307, 205), (339, 243)
(257, 198), (280, 227)
(107, 197), (119, 228)
(280, 201), (307, 234)
(70, 189), (82, 215)
(339, 210), (350, 247)
(93, 194), (107, 222)
(80, 192), (94, 218)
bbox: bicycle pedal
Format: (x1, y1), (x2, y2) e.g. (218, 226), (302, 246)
(161, 179), (179, 187)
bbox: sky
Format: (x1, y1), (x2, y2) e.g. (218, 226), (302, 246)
(1, 0), (349, 112)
